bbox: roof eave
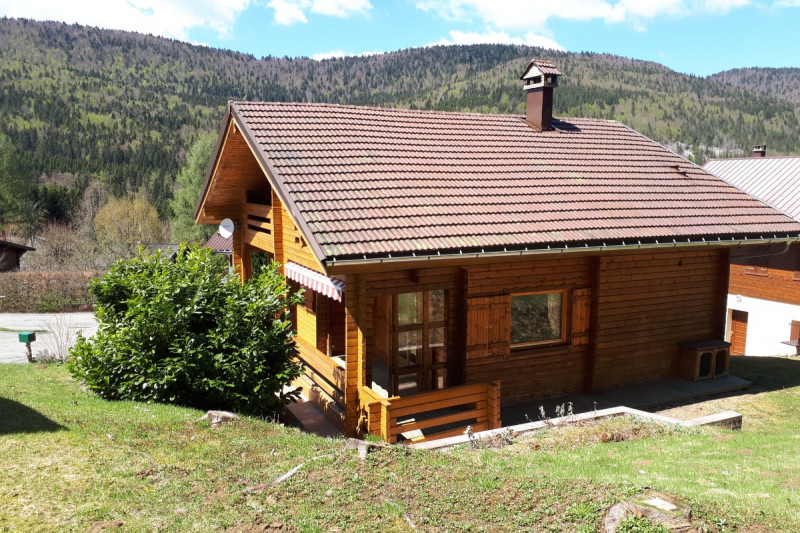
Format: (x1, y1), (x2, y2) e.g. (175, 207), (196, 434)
(324, 234), (800, 270)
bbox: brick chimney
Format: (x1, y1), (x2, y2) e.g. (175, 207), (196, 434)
(753, 144), (767, 157)
(520, 59), (561, 131)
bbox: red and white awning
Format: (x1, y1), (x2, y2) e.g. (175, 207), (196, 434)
(284, 262), (345, 302)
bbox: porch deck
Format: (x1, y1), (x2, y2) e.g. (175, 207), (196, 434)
(502, 374), (751, 426)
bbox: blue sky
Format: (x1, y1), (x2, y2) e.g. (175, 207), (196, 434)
(1, 1), (799, 76)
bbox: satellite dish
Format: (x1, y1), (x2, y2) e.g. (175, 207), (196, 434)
(218, 218), (235, 239)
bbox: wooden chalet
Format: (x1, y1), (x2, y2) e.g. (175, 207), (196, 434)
(195, 60), (800, 443)
(705, 150), (800, 355)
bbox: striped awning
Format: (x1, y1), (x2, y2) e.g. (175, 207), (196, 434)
(284, 262), (345, 302)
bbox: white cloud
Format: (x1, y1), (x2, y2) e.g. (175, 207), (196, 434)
(415, 0), (757, 31)
(428, 28), (565, 50)
(267, 0), (310, 25)
(0, 0), (251, 40)
(267, 0), (371, 25)
(311, 0), (371, 17)
(312, 48), (347, 59)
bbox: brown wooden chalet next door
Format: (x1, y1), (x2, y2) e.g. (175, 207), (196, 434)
(730, 310), (748, 356)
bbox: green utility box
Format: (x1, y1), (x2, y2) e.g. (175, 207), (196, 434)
(18, 331), (36, 344)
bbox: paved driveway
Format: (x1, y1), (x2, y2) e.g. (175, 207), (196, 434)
(0, 313), (97, 363)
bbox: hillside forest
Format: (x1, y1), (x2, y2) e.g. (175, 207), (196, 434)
(1, 17), (799, 270)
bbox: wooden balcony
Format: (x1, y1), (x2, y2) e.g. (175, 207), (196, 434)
(358, 381), (501, 444)
(243, 202), (274, 252)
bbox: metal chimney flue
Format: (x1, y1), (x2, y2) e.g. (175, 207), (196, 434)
(520, 59), (561, 132)
(753, 144), (767, 157)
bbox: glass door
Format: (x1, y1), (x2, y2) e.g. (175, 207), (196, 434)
(393, 290), (447, 396)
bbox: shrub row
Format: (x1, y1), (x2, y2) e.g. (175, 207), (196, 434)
(0, 271), (99, 312)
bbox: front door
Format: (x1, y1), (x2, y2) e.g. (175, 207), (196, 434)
(730, 310), (748, 356)
(393, 290), (448, 396)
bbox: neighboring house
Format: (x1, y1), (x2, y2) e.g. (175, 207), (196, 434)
(704, 150), (800, 356)
(203, 229), (233, 268)
(0, 239), (35, 271)
(195, 60), (800, 443)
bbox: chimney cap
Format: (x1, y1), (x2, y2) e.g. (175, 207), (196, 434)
(753, 144), (767, 157)
(520, 59), (562, 81)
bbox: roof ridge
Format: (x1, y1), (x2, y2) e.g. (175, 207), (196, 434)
(232, 100), (617, 125)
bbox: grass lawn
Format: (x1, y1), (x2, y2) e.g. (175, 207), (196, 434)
(1, 357), (799, 532)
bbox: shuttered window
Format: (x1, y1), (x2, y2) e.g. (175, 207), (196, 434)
(466, 295), (511, 360)
(571, 288), (592, 345)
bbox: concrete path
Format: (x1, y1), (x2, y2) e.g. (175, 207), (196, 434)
(0, 313), (97, 363)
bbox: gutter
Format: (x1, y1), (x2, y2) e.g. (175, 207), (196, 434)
(729, 240), (791, 260)
(326, 236), (800, 268)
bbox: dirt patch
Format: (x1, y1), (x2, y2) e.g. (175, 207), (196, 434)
(734, 448), (754, 455)
(89, 521), (124, 532)
(224, 521), (298, 533)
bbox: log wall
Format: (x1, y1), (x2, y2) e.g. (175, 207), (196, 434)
(463, 256), (593, 403)
(593, 248), (728, 389)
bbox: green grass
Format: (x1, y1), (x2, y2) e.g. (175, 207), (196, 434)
(1, 357), (799, 531)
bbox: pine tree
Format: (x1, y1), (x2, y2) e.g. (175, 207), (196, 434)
(169, 132), (217, 244)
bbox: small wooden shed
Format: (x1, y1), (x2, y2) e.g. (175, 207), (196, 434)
(0, 239), (35, 272)
(195, 60), (800, 443)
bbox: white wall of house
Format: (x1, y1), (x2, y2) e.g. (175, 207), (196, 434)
(726, 294), (800, 356)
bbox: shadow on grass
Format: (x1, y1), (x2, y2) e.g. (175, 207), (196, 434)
(0, 397), (64, 435)
(730, 356), (800, 392)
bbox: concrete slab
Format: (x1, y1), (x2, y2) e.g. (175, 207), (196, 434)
(283, 397), (342, 439)
(502, 374), (751, 426)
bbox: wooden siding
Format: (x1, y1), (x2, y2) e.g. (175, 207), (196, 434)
(281, 207), (323, 271)
(296, 290), (317, 347)
(593, 249), (728, 389)
(729, 263), (800, 306)
(464, 256), (593, 404)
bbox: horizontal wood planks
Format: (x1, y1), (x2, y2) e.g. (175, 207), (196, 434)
(463, 256), (592, 403)
(593, 249), (727, 389)
(729, 263), (800, 306)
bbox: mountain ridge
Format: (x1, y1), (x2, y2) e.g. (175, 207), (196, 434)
(1, 16), (798, 228)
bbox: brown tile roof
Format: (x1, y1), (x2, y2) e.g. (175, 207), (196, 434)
(204, 230), (233, 253)
(231, 102), (800, 262)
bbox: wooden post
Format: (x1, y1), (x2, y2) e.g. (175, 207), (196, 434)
(344, 274), (362, 437)
(380, 399), (393, 443)
(487, 380), (501, 429)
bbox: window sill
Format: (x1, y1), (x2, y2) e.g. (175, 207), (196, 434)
(510, 342), (571, 358)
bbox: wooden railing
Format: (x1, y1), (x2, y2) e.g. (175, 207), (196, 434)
(243, 202), (274, 252)
(295, 339), (345, 406)
(359, 381), (501, 444)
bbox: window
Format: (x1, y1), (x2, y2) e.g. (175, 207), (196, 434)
(510, 291), (565, 347)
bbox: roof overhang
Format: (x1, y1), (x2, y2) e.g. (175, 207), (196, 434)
(193, 103), (330, 273)
(324, 234), (800, 274)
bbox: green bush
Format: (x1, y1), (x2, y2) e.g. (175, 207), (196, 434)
(68, 245), (304, 417)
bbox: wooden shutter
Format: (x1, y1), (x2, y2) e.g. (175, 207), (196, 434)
(791, 320), (800, 342)
(466, 295), (510, 361)
(571, 288), (592, 346)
